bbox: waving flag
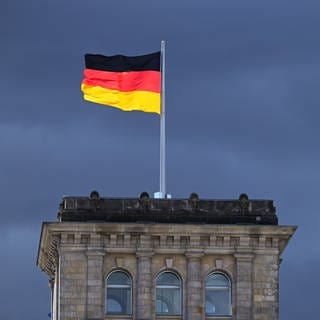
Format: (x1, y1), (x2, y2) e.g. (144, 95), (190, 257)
(81, 52), (160, 114)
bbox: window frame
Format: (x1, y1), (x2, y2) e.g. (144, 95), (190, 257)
(156, 271), (182, 316)
(105, 270), (133, 316)
(205, 272), (232, 317)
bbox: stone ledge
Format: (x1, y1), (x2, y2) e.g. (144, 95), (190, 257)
(105, 316), (133, 320)
(58, 196), (277, 225)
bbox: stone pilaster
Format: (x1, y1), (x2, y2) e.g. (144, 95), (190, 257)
(59, 249), (87, 320)
(235, 252), (254, 320)
(186, 252), (203, 320)
(253, 254), (280, 320)
(136, 250), (153, 320)
(86, 250), (105, 320)
(52, 276), (58, 320)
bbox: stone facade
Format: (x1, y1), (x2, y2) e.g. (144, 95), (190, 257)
(37, 193), (296, 320)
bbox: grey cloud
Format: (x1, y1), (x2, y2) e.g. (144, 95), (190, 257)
(1, 0), (319, 318)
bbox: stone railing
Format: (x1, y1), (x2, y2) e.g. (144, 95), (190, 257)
(58, 192), (278, 225)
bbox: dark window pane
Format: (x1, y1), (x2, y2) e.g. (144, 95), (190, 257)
(107, 299), (121, 313)
(206, 273), (229, 287)
(106, 271), (132, 315)
(156, 272), (181, 315)
(156, 272), (180, 286)
(108, 272), (131, 286)
(107, 287), (131, 314)
(156, 288), (181, 315)
(206, 289), (231, 316)
(205, 273), (231, 316)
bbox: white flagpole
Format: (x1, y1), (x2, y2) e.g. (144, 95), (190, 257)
(160, 40), (166, 198)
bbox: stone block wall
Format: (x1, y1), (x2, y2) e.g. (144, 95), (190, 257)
(253, 255), (280, 320)
(38, 223), (295, 320)
(59, 251), (87, 319)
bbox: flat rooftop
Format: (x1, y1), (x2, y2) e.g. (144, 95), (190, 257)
(58, 192), (278, 225)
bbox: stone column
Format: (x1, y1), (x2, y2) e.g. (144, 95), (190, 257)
(86, 250), (105, 320)
(186, 252), (203, 320)
(234, 253), (254, 320)
(136, 251), (153, 320)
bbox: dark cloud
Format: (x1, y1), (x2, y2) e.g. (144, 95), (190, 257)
(280, 255), (320, 319)
(0, 227), (49, 319)
(2, 0), (320, 318)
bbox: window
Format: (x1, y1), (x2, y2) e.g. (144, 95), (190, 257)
(156, 271), (181, 315)
(106, 271), (132, 315)
(205, 273), (231, 316)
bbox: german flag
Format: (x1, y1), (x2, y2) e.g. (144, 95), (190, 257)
(81, 52), (161, 114)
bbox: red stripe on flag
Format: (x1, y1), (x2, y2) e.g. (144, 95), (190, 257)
(82, 69), (160, 93)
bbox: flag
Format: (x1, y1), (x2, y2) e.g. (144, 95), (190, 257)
(81, 51), (161, 114)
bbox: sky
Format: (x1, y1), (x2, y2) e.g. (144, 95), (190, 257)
(2, 0), (320, 318)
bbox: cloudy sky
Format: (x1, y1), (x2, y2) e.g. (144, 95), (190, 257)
(2, 0), (320, 318)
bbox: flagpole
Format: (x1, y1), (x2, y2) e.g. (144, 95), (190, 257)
(160, 40), (166, 198)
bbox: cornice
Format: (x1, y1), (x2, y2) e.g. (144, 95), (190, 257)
(37, 222), (296, 276)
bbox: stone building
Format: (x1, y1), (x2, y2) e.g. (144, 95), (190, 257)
(37, 191), (296, 320)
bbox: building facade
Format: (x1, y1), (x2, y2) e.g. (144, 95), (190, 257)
(37, 192), (296, 320)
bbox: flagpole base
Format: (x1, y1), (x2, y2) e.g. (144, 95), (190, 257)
(154, 192), (172, 199)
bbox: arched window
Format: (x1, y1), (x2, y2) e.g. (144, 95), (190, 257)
(205, 272), (232, 316)
(156, 272), (181, 315)
(106, 271), (132, 315)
